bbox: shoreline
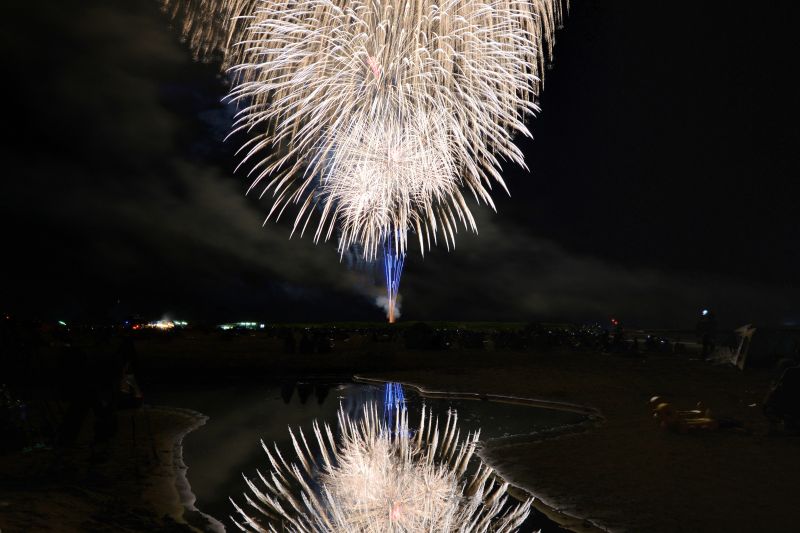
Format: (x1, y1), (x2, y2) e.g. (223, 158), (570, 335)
(353, 374), (604, 419)
(0, 405), (209, 532)
(166, 407), (226, 533)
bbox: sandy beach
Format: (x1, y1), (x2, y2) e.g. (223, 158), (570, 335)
(0, 405), (206, 532)
(3, 334), (799, 533)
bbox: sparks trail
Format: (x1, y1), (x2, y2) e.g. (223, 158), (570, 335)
(383, 232), (405, 323)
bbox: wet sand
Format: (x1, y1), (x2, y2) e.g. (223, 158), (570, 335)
(0, 406), (206, 532)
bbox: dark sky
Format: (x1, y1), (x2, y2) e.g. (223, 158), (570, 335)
(2, 0), (799, 328)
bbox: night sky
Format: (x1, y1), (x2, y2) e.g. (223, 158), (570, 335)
(2, 0), (799, 328)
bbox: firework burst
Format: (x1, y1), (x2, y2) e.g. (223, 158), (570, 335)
(222, 0), (565, 259)
(230, 403), (532, 532)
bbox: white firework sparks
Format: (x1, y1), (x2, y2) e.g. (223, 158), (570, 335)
(162, 0), (565, 259)
(320, 110), (459, 256)
(227, 0), (564, 259)
(160, 0), (258, 64)
(231, 403), (533, 532)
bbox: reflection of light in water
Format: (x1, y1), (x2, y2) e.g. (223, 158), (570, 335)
(383, 382), (406, 412)
(231, 403), (531, 532)
(383, 382), (406, 429)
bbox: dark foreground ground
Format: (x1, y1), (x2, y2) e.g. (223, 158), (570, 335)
(1, 330), (798, 532)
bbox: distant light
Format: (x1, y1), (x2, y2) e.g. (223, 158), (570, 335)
(218, 321), (262, 331)
(57, 320), (67, 327)
(147, 320), (175, 330)
(702, 309), (709, 316)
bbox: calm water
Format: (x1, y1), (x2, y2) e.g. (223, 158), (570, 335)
(150, 380), (583, 532)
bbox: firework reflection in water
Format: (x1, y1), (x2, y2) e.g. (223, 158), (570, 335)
(383, 382), (406, 430)
(231, 401), (532, 532)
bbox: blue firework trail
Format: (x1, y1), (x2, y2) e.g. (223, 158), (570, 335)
(383, 382), (406, 430)
(383, 233), (405, 323)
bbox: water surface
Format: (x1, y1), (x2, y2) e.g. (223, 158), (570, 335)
(151, 380), (583, 531)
